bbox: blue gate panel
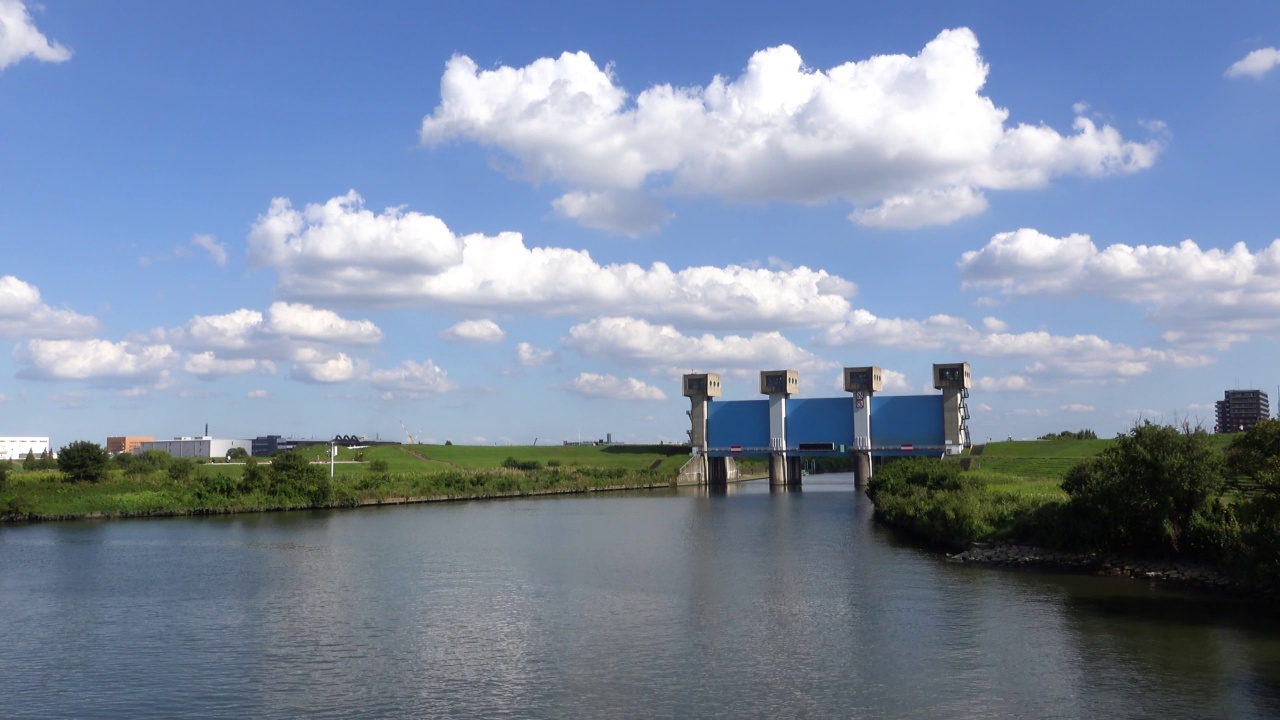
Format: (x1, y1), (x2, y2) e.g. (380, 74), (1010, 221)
(707, 400), (770, 456)
(785, 397), (853, 454)
(870, 394), (944, 457)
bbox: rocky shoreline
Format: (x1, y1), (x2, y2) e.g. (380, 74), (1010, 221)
(946, 541), (1280, 601)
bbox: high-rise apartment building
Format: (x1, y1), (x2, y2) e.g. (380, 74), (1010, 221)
(1215, 390), (1270, 433)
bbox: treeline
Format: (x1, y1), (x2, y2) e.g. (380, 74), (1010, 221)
(1038, 429), (1099, 440)
(867, 420), (1280, 580)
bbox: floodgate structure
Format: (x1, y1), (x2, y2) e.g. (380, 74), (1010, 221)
(682, 363), (971, 487)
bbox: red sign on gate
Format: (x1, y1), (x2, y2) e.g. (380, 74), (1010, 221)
(730, 445), (742, 454)
(900, 443), (914, 452)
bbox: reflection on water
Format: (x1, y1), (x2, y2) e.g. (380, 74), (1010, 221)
(2, 473), (1279, 719)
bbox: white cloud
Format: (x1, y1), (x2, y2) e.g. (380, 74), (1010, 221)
(179, 308), (263, 350)
(420, 29), (1160, 232)
(248, 191), (854, 329)
(291, 352), (359, 384)
(17, 339), (176, 383)
(976, 375), (1033, 392)
(183, 352), (266, 378)
(815, 308), (1209, 381)
(441, 319), (505, 343)
(566, 373), (666, 401)
(1060, 403), (1096, 413)
(551, 190), (673, 236)
(0, 276), (98, 339)
(0, 0), (71, 71)
(246, 389), (270, 399)
(191, 234), (228, 267)
(367, 359), (457, 395)
(261, 301), (382, 345)
(164, 302), (382, 382)
(516, 341), (557, 366)
(1226, 47), (1280, 79)
(564, 316), (835, 375)
(958, 229), (1280, 348)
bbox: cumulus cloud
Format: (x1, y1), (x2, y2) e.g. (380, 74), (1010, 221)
(1226, 47), (1280, 79)
(261, 302), (382, 345)
(420, 29), (1160, 232)
(191, 234), (228, 267)
(248, 191), (854, 329)
(516, 341), (557, 367)
(566, 373), (666, 401)
(551, 190), (673, 237)
(958, 228), (1280, 347)
(183, 352), (269, 378)
(0, 0), (71, 71)
(564, 316), (835, 376)
(440, 319), (505, 343)
(171, 302), (380, 351)
(0, 275), (98, 339)
(367, 359), (457, 395)
(165, 301), (381, 380)
(17, 339), (176, 383)
(815, 308), (1209, 381)
(291, 352), (359, 384)
(246, 389), (270, 399)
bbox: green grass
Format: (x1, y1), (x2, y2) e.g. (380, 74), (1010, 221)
(967, 438), (1112, 479)
(1, 443), (698, 522)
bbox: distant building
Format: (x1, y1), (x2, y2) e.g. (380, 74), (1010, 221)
(137, 437), (252, 459)
(106, 436), (154, 455)
(0, 437), (50, 461)
(1215, 390), (1271, 433)
(250, 435), (305, 457)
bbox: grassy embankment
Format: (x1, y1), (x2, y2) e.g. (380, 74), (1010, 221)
(0, 443), (694, 522)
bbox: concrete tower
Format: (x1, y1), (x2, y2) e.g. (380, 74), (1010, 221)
(760, 369), (799, 486)
(844, 366), (882, 486)
(932, 362), (971, 455)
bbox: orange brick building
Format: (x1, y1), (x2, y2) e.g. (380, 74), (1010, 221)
(106, 436), (154, 455)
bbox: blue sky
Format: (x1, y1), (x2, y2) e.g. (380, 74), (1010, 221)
(2, 1), (1279, 446)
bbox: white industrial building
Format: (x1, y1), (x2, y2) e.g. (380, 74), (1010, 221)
(137, 437), (252, 459)
(0, 437), (51, 461)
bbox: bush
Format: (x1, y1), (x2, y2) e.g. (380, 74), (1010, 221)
(270, 451), (333, 505)
(1060, 422), (1223, 556)
(240, 457), (271, 495)
(167, 458), (196, 482)
(502, 456), (542, 471)
(367, 458), (390, 474)
(57, 441), (111, 484)
(865, 459), (1037, 550)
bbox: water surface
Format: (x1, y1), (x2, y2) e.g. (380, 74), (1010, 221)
(3, 473), (1278, 718)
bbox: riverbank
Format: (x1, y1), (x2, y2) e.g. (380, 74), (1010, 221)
(0, 476), (680, 523)
(944, 540), (1280, 601)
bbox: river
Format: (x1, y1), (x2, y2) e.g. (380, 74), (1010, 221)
(2, 473), (1279, 718)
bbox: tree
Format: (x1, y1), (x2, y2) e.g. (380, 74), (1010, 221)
(269, 450), (333, 505)
(1224, 420), (1280, 576)
(24, 449), (34, 465)
(226, 447), (249, 461)
(167, 458), (196, 481)
(57, 441), (112, 484)
(1061, 422), (1223, 555)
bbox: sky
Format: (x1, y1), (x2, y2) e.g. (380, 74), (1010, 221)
(2, 1), (1279, 447)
